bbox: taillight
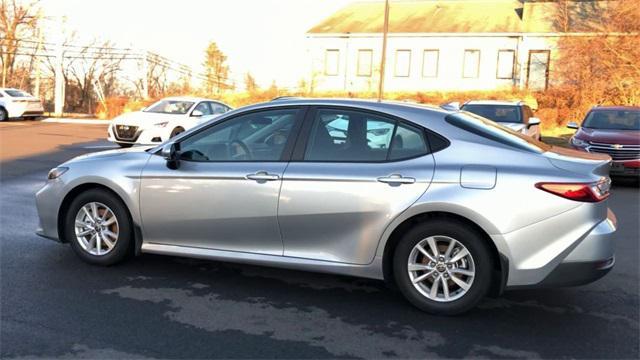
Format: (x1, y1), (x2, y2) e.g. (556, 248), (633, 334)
(535, 179), (610, 202)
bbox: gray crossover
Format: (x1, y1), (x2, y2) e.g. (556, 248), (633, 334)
(35, 99), (616, 314)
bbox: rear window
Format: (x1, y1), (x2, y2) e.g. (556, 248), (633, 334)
(461, 104), (522, 123)
(447, 112), (551, 153)
(583, 110), (640, 130)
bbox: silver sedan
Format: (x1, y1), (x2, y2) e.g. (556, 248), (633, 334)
(35, 99), (616, 315)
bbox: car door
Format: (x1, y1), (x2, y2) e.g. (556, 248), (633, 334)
(278, 107), (435, 264)
(140, 107), (304, 255)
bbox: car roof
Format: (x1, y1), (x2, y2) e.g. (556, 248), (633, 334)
(590, 105), (640, 111)
(162, 96), (225, 103)
(463, 100), (524, 106)
(242, 97), (449, 114)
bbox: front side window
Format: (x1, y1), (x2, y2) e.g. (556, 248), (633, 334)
(395, 50), (411, 77)
(324, 49), (340, 76)
(463, 50), (480, 78)
(179, 108), (300, 162)
(583, 110), (640, 130)
(304, 109), (428, 162)
(357, 49), (373, 77)
(145, 100), (195, 115)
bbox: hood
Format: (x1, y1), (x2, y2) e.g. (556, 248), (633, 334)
(499, 122), (526, 132)
(575, 128), (640, 145)
(111, 111), (183, 128)
(544, 146), (611, 177)
(67, 145), (153, 163)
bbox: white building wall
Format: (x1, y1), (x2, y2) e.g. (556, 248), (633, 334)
(307, 34), (556, 93)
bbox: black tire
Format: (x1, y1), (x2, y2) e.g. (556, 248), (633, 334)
(170, 127), (185, 138)
(117, 142), (134, 148)
(0, 107), (8, 121)
(393, 219), (493, 315)
(64, 188), (133, 266)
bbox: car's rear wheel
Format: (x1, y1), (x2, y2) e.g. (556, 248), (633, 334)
(393, 219), (492, 315)
(0, 108), (8, 121)
(64, 189), (132, 266)
(170, 127), (185, 138)
(117, 143), (133, 148)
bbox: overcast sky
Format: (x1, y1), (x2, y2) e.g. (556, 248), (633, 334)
(39, 0), (362, 88)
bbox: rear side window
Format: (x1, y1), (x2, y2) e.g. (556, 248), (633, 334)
(389, 123), (428, 161)
(304, 109), (431, 162)
(447, 112), (550, 153)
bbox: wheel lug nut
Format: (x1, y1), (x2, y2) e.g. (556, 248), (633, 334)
(447, 264), (452, 269)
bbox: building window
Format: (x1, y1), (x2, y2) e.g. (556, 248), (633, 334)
(527, 50), (550, 90)
(422, 49), (439, 78)
(496, 50), (515, 79)
(463, 50), (480, 78)
(394, 50), (411, 77)
(324, 49), (340, 76)
(357, 49), (373, 77)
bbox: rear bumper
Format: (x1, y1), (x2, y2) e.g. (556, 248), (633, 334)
(535, 257), (614, 287)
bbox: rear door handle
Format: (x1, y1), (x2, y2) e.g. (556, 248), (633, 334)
(377, 174), (416, 185)
(246, 171), (280, 181)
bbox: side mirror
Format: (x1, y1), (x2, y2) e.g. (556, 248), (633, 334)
(191, 110), (204, 117)
(161, 142), (181, 169)
(567, 121), (579, 130)
(528, 117), (541, 128)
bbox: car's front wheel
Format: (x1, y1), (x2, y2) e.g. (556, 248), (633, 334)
(0, 108), (8, 121)
(170, 126), (185, 138)
(393, 219), (493, 315)
(64, 189), (132, 266)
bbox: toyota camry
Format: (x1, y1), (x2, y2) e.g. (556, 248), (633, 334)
(36, 99), (616, 315)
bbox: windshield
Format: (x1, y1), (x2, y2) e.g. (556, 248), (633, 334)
(461, 104), (521, 123)
(144, 100), (195, 115)
(582, 110), (640, 130)
(5, 89), (31, 97)
(448, 112), (551, 153)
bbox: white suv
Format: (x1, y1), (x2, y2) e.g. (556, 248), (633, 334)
(0, 88), (45, 121)
(107, 97), (232, 147)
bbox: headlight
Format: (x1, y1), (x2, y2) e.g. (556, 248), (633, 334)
(571, 137), (589, 147)
(47, 167), (68, 180)
(154, 121), (169, 128)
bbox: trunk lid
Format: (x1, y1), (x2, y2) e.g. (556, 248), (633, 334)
(544, 146), (612, 177)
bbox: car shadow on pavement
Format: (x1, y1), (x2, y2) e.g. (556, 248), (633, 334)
(1, 140), (638, 359)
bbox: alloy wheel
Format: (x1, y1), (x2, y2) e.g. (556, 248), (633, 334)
(407, 235), (475, 302)
(74, 202), (119, 256)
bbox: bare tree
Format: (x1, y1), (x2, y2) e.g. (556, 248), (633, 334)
(0, 0), (39, 87)
(554, 0), (640, 110)
(203, 41), (229, 94)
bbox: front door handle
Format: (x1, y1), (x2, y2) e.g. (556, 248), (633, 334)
(246, 171), (280, 181)
(377, 174), (416, 185)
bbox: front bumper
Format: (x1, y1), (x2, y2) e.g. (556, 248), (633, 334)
(610, 160), (640, 177)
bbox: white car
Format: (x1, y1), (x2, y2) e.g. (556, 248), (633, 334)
(0, 88), (45, 121)
(460, 100), (542, 140)
(108, 97), (232, 147)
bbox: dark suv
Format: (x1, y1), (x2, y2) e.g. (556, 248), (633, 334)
(568, 106), (640, 178)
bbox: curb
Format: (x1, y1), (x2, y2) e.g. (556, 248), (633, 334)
(41, 118), (111, 125)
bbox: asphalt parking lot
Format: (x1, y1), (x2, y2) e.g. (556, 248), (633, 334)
(1, 121), (639, 359)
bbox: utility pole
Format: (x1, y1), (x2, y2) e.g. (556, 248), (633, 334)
(141, 51), (149, 99)
(53, 15), (65, 117)
(34, 27), (43, 98)
(377, 0), (390, 102)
